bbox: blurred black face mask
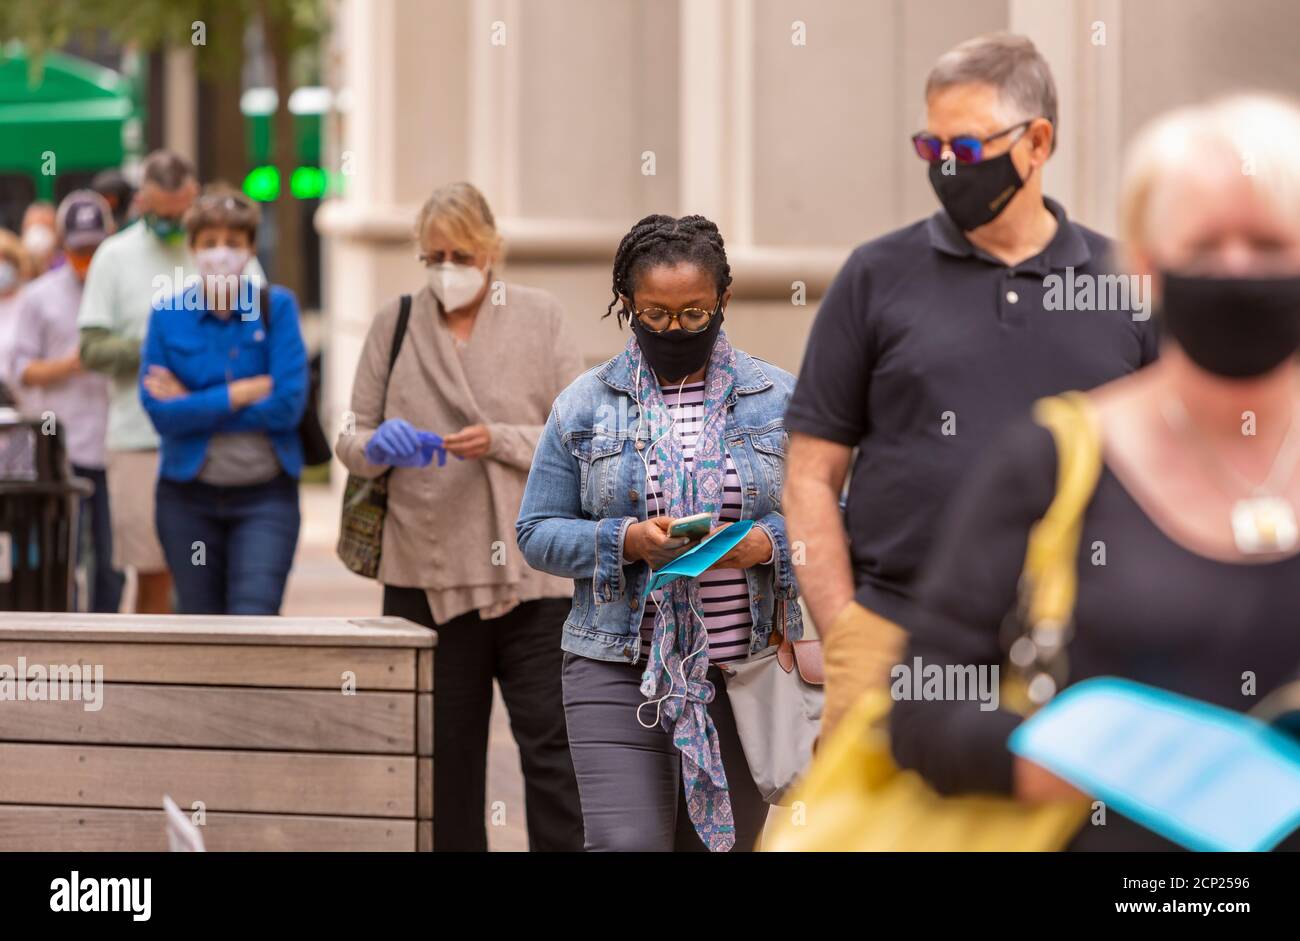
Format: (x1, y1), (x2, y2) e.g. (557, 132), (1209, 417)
(1160, 272), (1300, 379)
(631, 310), (724, 383)
(928, 152), (1025, 231)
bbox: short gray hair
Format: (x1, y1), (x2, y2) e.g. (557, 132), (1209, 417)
(926, 33), (1058, 153)
(141, 150), (196, 191)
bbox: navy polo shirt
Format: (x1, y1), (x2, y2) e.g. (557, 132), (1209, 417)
(786, 197), (1157, 626)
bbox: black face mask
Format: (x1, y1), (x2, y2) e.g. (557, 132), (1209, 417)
(1160, 272), (1300, 379)
(631, 310), (725, 383)
(928, 151), (1025, 231)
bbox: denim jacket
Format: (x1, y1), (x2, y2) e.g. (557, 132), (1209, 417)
(516, 344), (804, 664)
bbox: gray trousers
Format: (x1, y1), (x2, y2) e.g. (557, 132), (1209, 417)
(561, 651), (769, 851)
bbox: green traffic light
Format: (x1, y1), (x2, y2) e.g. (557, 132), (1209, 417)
(243, 165), (327, 201)
(291, 166), (326, 199)
(243, 166), (279, 201)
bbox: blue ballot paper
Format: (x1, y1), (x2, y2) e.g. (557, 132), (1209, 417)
(643, 520), (754, 596)
(1009, 677), (1300, 852)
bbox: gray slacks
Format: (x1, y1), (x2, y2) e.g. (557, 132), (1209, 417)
(561, 651), (769, 851)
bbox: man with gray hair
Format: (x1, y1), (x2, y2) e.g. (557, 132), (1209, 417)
(783, 33), (1157, 736)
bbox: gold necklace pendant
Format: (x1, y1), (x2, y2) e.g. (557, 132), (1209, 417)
(1231, 496), (1299, 554)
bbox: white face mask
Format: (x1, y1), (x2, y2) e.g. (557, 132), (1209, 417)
(195, 247), (251, 307)
(427, 261), (486, 312)
(23, 224), (56, 258)
(196, 246), (250, 279)
(0, 260), (18, 294)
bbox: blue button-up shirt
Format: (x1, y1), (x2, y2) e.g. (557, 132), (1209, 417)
(140, 282), (307, 482)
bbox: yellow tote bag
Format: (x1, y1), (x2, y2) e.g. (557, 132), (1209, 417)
(763, 393), (1100, 852)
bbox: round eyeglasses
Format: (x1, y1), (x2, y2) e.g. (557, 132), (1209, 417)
(626, 298), (721, 334)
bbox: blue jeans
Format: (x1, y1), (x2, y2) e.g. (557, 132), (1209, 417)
(72, 465), (124, 614)
(155, 474), (301, 615)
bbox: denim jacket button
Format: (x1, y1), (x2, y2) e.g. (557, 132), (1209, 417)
(635, 440), (645, 451)
(628, 488), (638, 501)
(628, 597), (637, 609)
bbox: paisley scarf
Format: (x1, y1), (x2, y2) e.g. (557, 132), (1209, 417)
(624, 328), (739, 851)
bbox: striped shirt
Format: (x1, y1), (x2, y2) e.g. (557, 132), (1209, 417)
(640, 382), (753, 664)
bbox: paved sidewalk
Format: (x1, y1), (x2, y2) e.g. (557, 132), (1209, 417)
(281, 483), (528, 851)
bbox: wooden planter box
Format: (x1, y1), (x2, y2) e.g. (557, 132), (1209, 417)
(0, 613), (435, 851)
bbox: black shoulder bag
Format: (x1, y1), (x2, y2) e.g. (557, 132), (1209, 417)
(259, 285), (331, 466)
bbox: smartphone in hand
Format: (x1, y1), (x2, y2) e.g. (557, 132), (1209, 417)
(668, 512), (712, 539)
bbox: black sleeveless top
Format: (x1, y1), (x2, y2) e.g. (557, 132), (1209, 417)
(890, 417), (1300, 851)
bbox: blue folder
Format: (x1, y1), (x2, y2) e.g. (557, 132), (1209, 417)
(643, 520), (754, 596)
(1009, 677), (1300, 852)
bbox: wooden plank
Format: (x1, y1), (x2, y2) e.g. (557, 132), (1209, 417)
(0, 743), (414, 817)
(0, 684), (415, 753)
(0, 804), (416, 852)
(416, 692), (433, 757)
(417, 757), (433, 820)
(417, 647), (434, 692)
(417, 819), (433, 852)
(0, 641), (415, 690)
(0, 613), (436, 648)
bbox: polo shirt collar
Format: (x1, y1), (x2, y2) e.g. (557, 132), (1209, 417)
(926, 196), (1091, 275)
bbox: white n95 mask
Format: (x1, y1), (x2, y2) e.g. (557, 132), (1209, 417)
(427, 261), (486, 312)
(195, 246), (251, 280)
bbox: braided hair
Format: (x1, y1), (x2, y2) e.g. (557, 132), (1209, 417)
(604, 214), (732, 326)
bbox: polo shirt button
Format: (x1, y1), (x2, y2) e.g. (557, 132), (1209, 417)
(1006, 290), (1019, 304)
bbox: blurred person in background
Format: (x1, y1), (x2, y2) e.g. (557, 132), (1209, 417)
(92, 168), (137, 231)
(78, 149), (262, 614)
(516, 214), (804, 852)
(21, 201), (60, 275)
(336, 181), (585, 852)
(0, 229), (34, 406)
(13, 191), (123, 613)
(139, 187), (306, 615)
(890, 93), (1300, 851)
(783, 33), (1157, 738)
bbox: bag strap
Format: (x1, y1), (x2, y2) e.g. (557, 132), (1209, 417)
(259, 284), (271, 330)
(361, 294), (412, 484)
(382, 293), (413, 384)
(1024, 392), (1103, 626)
(380, 294), (413, 415)
(1006, 391), (1103, 708)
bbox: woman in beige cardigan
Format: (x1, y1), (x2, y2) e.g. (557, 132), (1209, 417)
(337, 182), (585, 851)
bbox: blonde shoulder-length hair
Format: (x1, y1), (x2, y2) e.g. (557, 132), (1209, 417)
(1119, 93), (1300, 260)
(413, 182), (502, 259)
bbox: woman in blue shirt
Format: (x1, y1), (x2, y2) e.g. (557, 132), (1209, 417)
(139, 187), (307, 614)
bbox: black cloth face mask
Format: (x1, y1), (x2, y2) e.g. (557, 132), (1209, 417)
(928, 151), (1025, 231)
(631, 310), (725, 384)
(1160, 271), (1300, 379)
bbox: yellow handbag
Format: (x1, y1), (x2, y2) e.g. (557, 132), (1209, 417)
(763, 393), (1101, 852)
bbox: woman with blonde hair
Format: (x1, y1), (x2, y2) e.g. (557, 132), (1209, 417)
(337, 181), (585, 851)
(891, 93), (1300, 850)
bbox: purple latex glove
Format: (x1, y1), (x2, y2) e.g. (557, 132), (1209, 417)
(416, 431), (450, 467)
(365, 418), (429, 467)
